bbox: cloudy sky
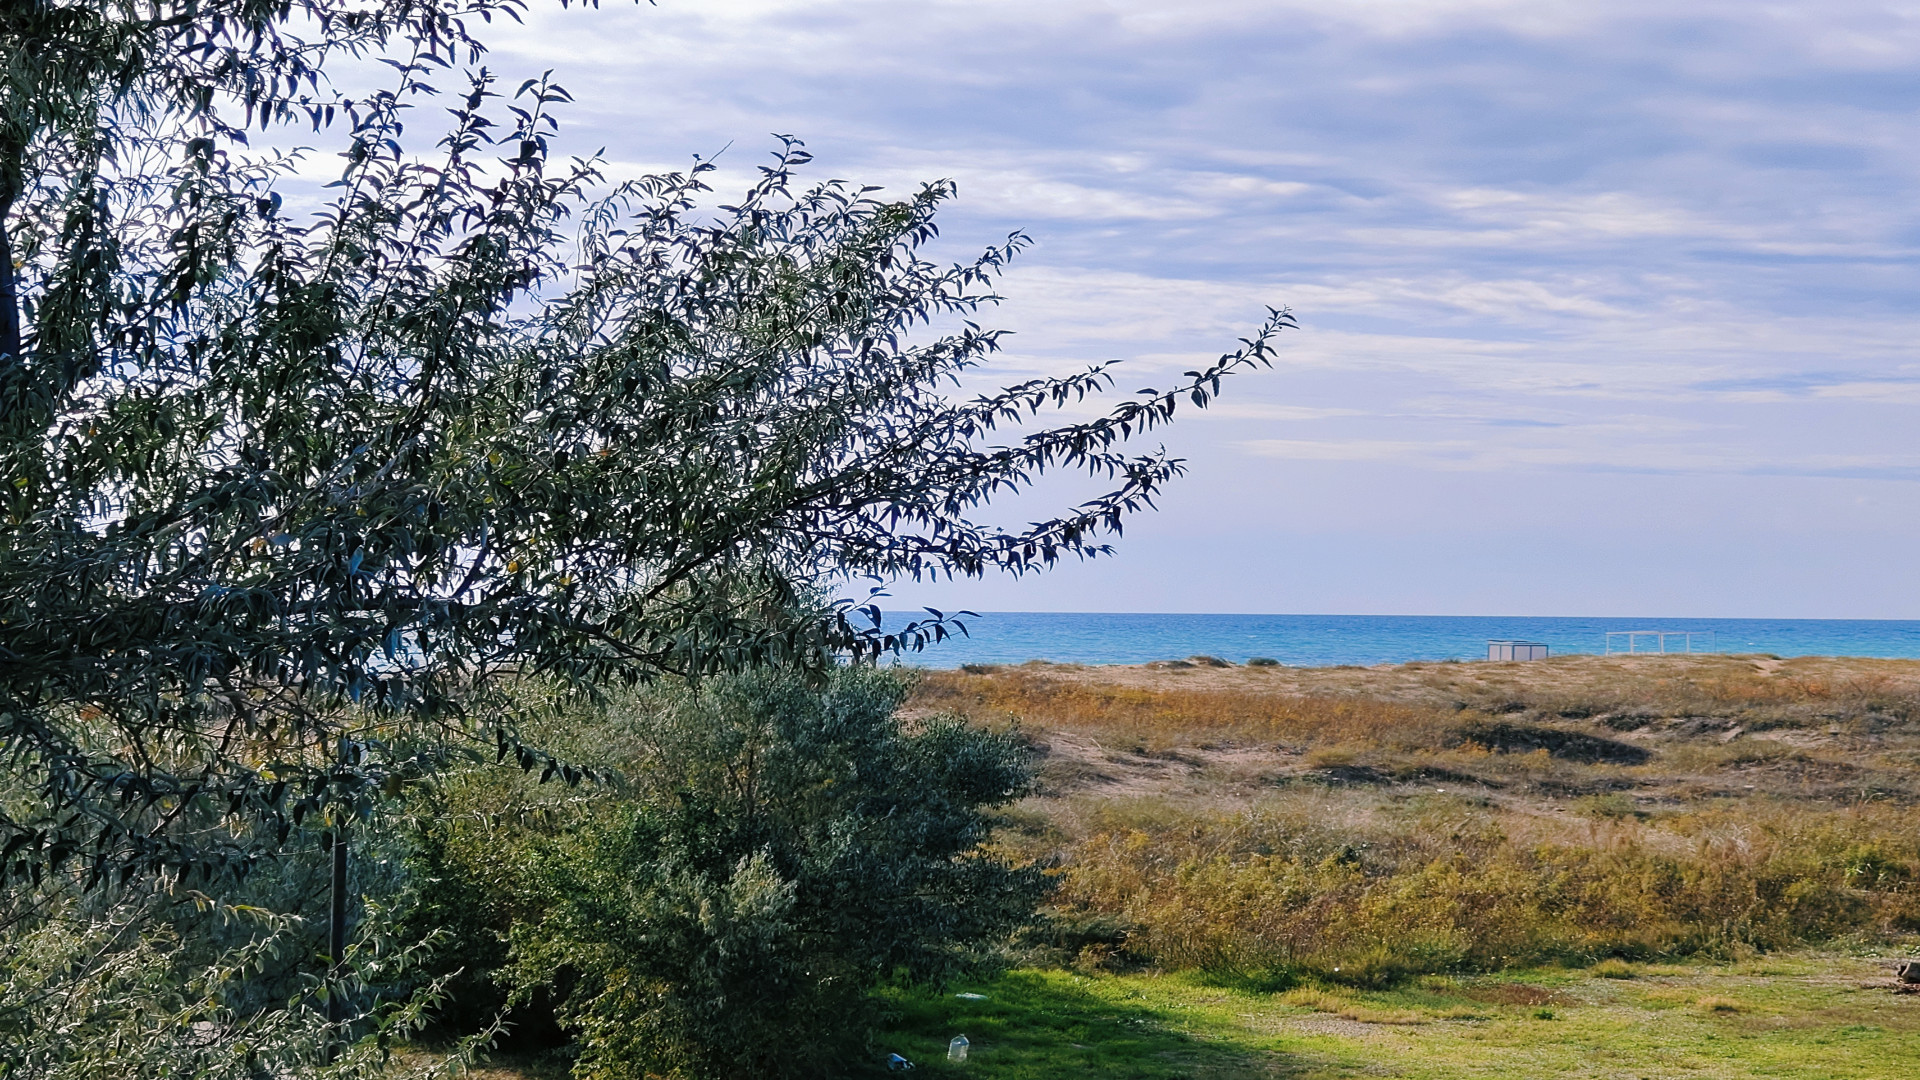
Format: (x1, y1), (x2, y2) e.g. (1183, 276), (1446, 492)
(487, 0), (1918, 618)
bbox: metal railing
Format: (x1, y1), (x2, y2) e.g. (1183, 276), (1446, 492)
(1605, 630), (1715, 655)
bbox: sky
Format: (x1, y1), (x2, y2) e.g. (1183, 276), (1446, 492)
(482, 0), (1920, 618)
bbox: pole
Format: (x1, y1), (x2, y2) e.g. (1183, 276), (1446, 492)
(325, 734), (354, 1061)
(325, 823), (348, 1059)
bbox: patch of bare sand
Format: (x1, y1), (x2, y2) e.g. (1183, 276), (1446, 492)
(1239, 1013), (1395, 1039)
(1031, 730), (1295, 798)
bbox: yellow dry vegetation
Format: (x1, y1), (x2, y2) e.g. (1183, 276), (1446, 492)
(912, 655), (1920, 983)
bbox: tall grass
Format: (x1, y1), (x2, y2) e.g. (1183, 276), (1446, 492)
(1050, 796), (1920, 984)
(912, 667), (1451, 750)
(916, 659), (1920, 985)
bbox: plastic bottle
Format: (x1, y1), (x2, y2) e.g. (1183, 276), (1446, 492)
(947, 1035), (970, 1063)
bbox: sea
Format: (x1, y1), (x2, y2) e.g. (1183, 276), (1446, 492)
(887, 613), (1920, 669)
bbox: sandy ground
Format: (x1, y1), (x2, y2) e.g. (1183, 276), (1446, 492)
(939, 652), (1920, 707)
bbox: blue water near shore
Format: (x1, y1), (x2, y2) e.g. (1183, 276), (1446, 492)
(889, 613), (1920, 669)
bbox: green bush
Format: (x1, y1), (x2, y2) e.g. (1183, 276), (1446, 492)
(0, 869), (483, 1080)
(486, 668), (1045, 1079)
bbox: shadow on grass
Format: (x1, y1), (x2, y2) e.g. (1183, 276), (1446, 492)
(867, 970), (1301, 1079)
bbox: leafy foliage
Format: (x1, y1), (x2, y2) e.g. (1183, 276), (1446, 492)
(0, 0), (1287, 889)
(0, 4), (1273, 1073)
(0, 867), (492, 1080)
(482, 668), (1045, 1079)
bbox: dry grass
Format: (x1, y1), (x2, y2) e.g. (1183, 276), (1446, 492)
(916, 656), (1920, 983)
(1459, 983), (1572, 1007)
(1277, 987), (1427, 1025)
(913, 666), (1452, 751)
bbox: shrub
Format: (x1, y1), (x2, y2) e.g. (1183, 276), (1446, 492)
(1450, 722), (1651, 765)
(0, 871), (482, 1080)
(502, 668), (1046, 1080)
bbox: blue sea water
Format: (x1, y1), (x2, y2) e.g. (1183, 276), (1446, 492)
(887, 613), (1920, 669)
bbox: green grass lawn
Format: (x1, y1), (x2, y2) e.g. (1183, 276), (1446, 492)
(873, 954), (1920, 1079)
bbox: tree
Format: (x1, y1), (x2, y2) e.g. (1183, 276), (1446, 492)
(0, 0), (1291, 888)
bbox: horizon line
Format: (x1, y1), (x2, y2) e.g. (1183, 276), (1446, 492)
(872, 610), (1920, 623)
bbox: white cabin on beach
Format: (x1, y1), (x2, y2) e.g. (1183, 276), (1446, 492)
(1487, 640), (1549, 661)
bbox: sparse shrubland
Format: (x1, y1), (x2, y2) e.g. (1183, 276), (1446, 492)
(916, 655), (1920, 986)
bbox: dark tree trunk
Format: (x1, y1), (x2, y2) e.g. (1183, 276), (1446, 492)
(0, 144), (22, 377)
(0, 208), (19, 368)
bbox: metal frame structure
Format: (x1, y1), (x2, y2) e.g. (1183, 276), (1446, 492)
(1605, 630), (1715, 655)
(1487, 640), (1549, 661)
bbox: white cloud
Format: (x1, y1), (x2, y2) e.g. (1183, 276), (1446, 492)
(459, 0), (1920, 612)
(1240, 435), (1920, 480)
